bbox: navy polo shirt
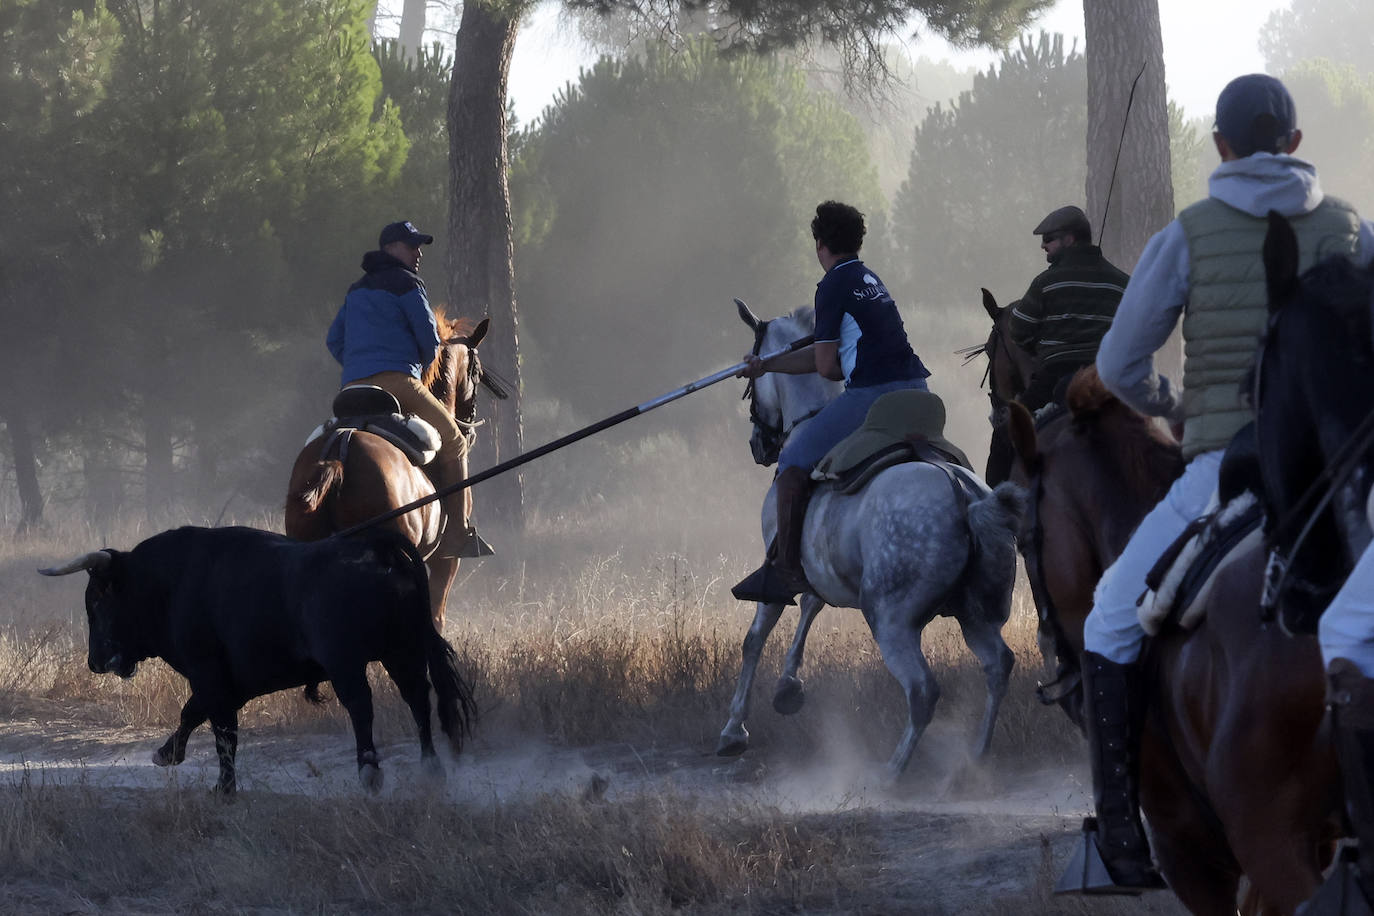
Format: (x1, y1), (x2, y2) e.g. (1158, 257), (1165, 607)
(814, 258), (929, 388)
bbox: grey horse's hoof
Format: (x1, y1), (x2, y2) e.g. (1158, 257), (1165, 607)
(715, 728), (749, 757)
(772, 675), (806, 715)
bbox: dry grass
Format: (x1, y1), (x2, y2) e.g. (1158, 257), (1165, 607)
(0, 495), (1110, 915)
(0, 772), (873, 915)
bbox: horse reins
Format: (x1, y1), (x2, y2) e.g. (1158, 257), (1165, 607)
(1253, 315), (1374, 616)
(743, 319), (822, 464)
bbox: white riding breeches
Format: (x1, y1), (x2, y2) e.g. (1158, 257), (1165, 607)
(1083, 450), (1224, 664)
(1320, 539), (1374, 678)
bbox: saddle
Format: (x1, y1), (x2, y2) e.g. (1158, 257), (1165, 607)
(303, 385), (442, 467)
(1136, 490), (1264, 634)
(1137, 422), (1267, 634)
(810, 389), (984, 504)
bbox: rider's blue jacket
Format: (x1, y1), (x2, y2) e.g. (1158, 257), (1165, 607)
(326, 250), (440, 386)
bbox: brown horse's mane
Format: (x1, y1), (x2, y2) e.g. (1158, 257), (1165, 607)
(1065, 366), (1183, 502)
(422, 306), (477, 393)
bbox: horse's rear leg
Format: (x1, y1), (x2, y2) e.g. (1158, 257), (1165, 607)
(773, 593), (825, 715)
(954, 612), (1014, 759)
(870, 607), (940, 778)
(331, 668), (382, 793)
(717, 601), (786, 757)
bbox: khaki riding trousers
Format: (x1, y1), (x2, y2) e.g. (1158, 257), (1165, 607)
(348, 371), (465, 463)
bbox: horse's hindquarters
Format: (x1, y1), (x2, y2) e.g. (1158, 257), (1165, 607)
(803, 465), (975, 609)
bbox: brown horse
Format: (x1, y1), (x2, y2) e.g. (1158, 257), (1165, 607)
(977, 288), (1038, 485)
(1007, 371), (1339, 915)
(285, 314), (507, 631)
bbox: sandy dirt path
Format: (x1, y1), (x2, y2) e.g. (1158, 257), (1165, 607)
(0, 700), (1190, 915)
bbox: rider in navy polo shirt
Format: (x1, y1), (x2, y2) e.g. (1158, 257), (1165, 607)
(733, 201), (930, 605)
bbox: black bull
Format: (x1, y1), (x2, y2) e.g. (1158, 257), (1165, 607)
(39, 526), (477, 794)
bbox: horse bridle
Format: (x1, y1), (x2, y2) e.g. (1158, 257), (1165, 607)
(1253, 310), (1374, 619)
(743, 319), (822, 467)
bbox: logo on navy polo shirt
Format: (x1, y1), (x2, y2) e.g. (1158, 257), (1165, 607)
(852, 273), (891, 302)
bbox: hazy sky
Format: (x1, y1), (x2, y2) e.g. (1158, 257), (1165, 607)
(504, 0), (1294, 124)
(372, 0), (1296, 124)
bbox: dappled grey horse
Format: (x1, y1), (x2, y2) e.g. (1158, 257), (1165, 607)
(717, 304), (1026, 777)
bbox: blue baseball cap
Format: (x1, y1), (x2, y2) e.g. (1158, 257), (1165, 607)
(378, 221), (434, 248)
(1215, 74), (1296, 157)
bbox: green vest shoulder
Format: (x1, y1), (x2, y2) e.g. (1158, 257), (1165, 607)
(1176, 195), (1360, 458)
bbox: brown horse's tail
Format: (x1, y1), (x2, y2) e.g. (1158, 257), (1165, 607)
(291, 460), (344, 515)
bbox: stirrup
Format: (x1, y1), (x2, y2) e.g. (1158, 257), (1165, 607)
(731, 564), (800, 606)
(433, 526), (495, 560)
(456, 526), (495, 558)
(1055, 817), (1166, 896)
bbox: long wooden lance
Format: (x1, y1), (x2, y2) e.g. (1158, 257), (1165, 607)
(333, 329), (816, 538)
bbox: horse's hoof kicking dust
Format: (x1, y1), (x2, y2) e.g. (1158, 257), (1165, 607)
(772, 675), (806, 715)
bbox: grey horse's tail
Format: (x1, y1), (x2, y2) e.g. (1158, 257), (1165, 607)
(967, 481), (1027, 569)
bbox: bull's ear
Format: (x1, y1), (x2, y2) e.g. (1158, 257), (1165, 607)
(981, 288), (1000, 321)
(1263, 210), (1300, 316)
(735, 298), (762, 331)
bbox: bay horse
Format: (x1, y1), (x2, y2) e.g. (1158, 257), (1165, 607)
(1006, 368), (1339, 914)
(717, 303), (1025, 778)
(974, 288), (1037, 486)
(286, 313), (508, 631)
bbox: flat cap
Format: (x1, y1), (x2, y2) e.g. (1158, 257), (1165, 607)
(1033, 205), (1091, 238)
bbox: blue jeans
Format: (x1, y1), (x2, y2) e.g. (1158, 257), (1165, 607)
(779, 377), (928, 471)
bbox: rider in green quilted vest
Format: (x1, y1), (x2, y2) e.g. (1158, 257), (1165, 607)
(1067, 74), (1374, 895)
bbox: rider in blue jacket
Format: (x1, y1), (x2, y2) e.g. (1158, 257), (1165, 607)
(326, 221), (469, 558)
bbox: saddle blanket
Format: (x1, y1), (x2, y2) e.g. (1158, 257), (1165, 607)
(1137, 490), (1264, 634)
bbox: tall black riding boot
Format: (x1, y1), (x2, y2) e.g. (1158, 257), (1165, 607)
(1332, 659), (1374, 903)
(1082, 650), (1167, 891)
(731, 466), (813, 605)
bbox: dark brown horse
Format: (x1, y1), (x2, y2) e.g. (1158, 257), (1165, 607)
(1006, 371), (1339, 915)
(977, 288), (1038, 485)
(286, 314), (507, 631)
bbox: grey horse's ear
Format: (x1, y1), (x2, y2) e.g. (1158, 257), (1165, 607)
(981, 288), (1000, 320)
(735, 298), (762, 331)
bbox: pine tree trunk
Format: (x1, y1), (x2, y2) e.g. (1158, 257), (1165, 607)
(3, 404), (44, 534)
(1084, 0), (1181, 377)
(398, 0), (426, 58)
(447, 0), (525, 530)
(1084, 0), (1173, 271)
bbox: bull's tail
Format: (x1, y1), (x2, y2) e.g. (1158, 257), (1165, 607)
(426, 629), (478, 754)
(290, 460), (344, 515)
(375, 531), (478, 754)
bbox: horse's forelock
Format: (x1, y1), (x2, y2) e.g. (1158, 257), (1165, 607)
(433, 306), (477, 342)
(1064, 366), (1115, 418)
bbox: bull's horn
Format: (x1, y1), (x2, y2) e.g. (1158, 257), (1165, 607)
(38, 550), (112, 576)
